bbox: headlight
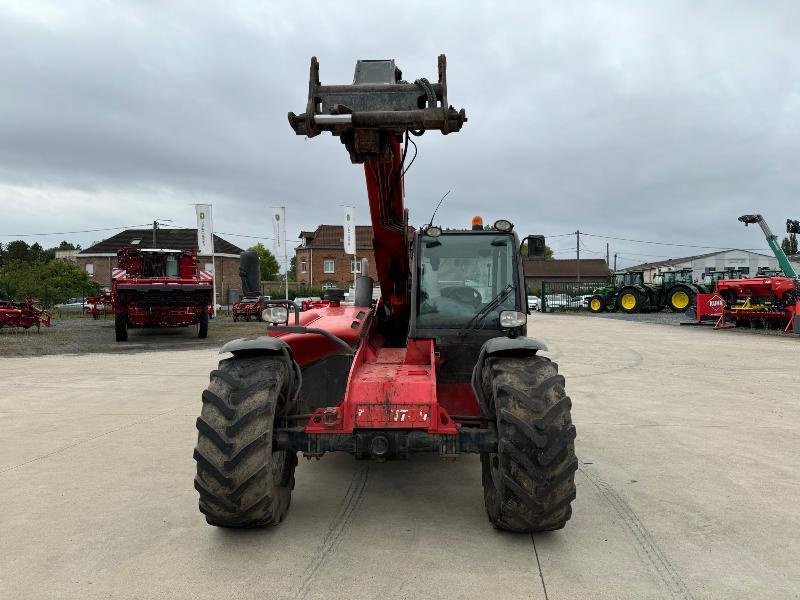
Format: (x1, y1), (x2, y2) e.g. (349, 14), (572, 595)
(499, 310), (527, 328)
(262, 307), (289, 324)
(493, 219), (513, 232)
(425, 225), (442, 237)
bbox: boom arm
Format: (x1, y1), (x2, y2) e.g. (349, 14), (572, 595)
(289, 55), (466, 322)
(739, 214), (798, 278)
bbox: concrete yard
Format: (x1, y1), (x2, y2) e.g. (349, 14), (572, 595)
(1, 313), (798, 599)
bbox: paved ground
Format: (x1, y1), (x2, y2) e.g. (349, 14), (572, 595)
(1, 313), (798, 599)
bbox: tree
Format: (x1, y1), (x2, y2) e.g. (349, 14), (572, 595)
(781, 233), (798, 256)
(248, 243), (280, 281)
(0, 259), (98, 306)
(5, 240), (31, 262)
(287, 256), (297, 282)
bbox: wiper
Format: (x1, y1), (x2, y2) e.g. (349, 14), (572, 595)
(458, 284), (514, 337)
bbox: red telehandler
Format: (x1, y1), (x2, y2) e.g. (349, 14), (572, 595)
(193, 56), (577, 532)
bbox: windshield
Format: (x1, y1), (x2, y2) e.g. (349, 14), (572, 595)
(417, 233), (517, 328)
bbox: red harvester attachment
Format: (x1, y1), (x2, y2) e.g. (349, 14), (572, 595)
(0, 299), (51, 332)
(112, 247), (213, 341)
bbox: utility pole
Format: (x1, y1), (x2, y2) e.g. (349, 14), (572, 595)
(152, 220), (158, 248)
(576, 230), (581, 283)
(606, 242), (610, 268)
(613, 253), (618, 271)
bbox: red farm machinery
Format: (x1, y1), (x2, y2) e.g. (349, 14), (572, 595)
(193, 56), (577, 532)
(112, 247), (214, 342)
(232, 250), (269, 322)
(0, 299), (51, 332)
(691, 214), (799, 333)
(86, 290), (114, 319)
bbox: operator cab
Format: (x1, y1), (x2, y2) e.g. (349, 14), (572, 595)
(411, 218), (534, 337)
(138, 249), (182, 278)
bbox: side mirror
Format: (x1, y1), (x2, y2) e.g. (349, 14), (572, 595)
(524, 235), (546, 259)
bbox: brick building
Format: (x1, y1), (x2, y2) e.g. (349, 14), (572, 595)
(295, 225), (376, 290)
(76, 228), (244, 303)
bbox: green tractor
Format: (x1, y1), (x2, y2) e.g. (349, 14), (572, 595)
(588, 270), (665, 314)
(699, 267), (747, 292)
(587, 272), (625, 313)
(655, 268), (702, 312)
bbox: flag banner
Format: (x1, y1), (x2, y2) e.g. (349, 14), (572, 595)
(272, 207), (286, 256)
(196, 204), (214, 255)
(343, 206), (356, 255)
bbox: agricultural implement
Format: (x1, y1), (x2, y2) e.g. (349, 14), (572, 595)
(232, 250), (268, 322)
(0, 299), (51, 332)
(86, 290), (114, 319)
(232, 296), (266, 321)
(193, 55), (577, 533)
(112, 247), (213, 342)
(689, 214), (799, 332)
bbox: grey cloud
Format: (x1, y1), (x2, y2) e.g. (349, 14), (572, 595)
(1, 1), (799, 266)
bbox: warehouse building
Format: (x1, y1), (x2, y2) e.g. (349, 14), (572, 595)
(625, 249), (778, 282)
(523, 259), (611, 289)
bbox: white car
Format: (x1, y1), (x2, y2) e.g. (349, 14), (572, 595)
(544, 294), (581, 309)
(527, 295), (541, 311)
(54, 298), (85, 310)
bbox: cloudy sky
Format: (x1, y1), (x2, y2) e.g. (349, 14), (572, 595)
(1, 0), (799, 267)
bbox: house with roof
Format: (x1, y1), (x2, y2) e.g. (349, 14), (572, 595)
(523, 259), (611, 290)
(622, 249), (779, 282)
(76, 228), (244, 303)
(295, 225), (378, 290)
(295, 225), (414, 290)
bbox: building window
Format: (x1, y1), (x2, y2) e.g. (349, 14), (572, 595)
(323, 259), (335, 273)
(204, 262), (214, 273)
(130, 238), (141, 245)
(85, 263), (94, 276)
(351, 259), (362, 274)
(300, 260), (307, 273)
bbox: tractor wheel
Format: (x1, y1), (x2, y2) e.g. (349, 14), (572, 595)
(588, 295), (605, 313)
(232, 314), (239, 322)
(618, 288), (642, 314)
(480, 354), (577, 532)
(668, 287), (693, 312)
(115, 313), (128, 342)
(193, 355), (297, 528)
(198, 312), (209, 339)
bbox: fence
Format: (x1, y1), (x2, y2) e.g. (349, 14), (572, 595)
(539, 281), (605, 312)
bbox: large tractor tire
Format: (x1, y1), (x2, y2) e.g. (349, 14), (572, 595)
(617, 288), (643, 314)
(193, 355), (297, 528)
(588, 295), (605, 313)
(480, 354), (577, 532)
(197, 311), (209, 339)
(115, 313), (128, 342)
(667, 286), (693, 312)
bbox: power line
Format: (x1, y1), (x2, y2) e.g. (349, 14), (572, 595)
(582, 232), (763, 252)
(216, 232), (274, 241)
(0, 223), (157, 238)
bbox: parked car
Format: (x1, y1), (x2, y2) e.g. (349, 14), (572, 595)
(544, 294), (582, 309)
(527, 295), (541, 311)
(54, 298), (86, 310)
